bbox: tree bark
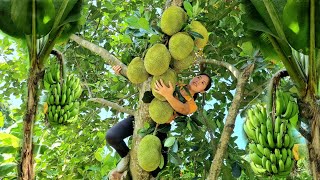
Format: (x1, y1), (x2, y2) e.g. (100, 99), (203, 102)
(300, 92), (320, 180)
(130, 78), (153, 180)
(207, 63), (254, 179)
(69, 34), (128, 78)
(88, 98), (135, 115)
(19, 65), (43, 180)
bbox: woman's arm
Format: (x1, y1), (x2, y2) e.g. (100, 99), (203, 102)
(154, 79), (191, 115)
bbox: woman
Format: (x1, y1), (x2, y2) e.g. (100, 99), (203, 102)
(107, 65), (212, 179)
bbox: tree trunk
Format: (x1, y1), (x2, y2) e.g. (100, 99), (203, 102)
(130, 78), (153, 180)
(301, 92), (320, 180)
(207, 64), (254, 179)
(19, 65), (42, 180)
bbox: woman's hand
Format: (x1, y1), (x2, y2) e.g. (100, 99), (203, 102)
(112, 65), (122, 75)
(154, 79), (174, 99)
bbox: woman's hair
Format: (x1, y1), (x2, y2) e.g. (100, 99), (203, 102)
(193, 73), (212, 100)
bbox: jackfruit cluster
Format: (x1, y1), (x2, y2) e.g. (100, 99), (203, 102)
(137, 135), (162, 172)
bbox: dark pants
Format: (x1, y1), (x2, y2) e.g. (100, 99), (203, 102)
(106, 115), (169, 177)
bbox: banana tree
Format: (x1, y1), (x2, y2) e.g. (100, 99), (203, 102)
(0, 0), (84, 179)
(242, 0), (320, 178)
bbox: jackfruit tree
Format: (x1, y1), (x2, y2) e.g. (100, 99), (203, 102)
(0, 0), (315, 179)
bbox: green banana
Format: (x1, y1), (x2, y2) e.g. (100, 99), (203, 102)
(279, 122), (286, 138)
(276, 133), (283, 148)
(259, 133), (268, 148)
(55, 93), (60, 105)
(61, 94), (66, 105)
(263, 148), (271, 158)
(267, 131), (275, 148)
(275, 93), (284, 116)
(250, 153), (263, 166)
(282, 100), (293, 119)
(284, 156), (293, 171)
(47, 71), (55, 84)
(266, 117), (273, 133)
(248, 109), (259, 128)
(255, 127), (260, 142)
(275, 149), (282, 161)
(281, 148), (287, 162)
(253, 107), (265, 124)
(74, 86), (82, 99)
(250, 162), (266, 174)
(249, 143), (263, 157)
(278, 159), (285, 172)
(51, 105), (56, 115)
(284, 134), (290, 148)
(44, 80), (51, 90)
(271, 164), (278, 174)
(54, 113), (58, 122)
(260, 124), (267, 140)
(57, 82), (61, 96)
(256, 144), (265, 155)
(270, 154), (276, 163)
(49, 94), (55, 105)
(261, 156), (267, 169)
(265, 159), (272, 173)
(274, 116), (281, 133)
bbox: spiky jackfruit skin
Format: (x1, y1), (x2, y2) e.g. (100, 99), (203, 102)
(144, 44), (171, 76)
(151, 69), (177, 101)
(169, 32), (194, 61)
(127, 57), (149, 84)
(160, 6), (187, 36)
(190, 21), (209, 49)
(149, 99), (174, 124)
(173, 52), (195, 71)
(137, 135), (162, 172)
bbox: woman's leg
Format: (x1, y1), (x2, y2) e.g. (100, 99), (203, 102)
(106, 115), (134, 158)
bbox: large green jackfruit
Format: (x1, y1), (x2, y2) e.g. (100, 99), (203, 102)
(151, 69), (177, 101)
(144, 44), (171, 76)
(149, 98), (174, 124)
(127, 57), (149, 84)
(169, 32), (194, 60)
(190, 21), (209, 49)
(137, 135), (162, 172)
(160, 6), (187, 36)
(173, 52), (195, 71)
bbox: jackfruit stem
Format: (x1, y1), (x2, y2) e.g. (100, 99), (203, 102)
(153, 123), (159, 136)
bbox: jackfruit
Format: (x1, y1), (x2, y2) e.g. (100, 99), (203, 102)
(160, 6), (188, 36)
(144, 44), (171, 76)
(190, 21), (209, 49)
(173, 52), (195, 71)
(149, 98), (174, 124)
(137, 135), (162, 172)
(127, 57), (149, 84)
(151, 69), (177, 101)
(169, 32), (194, 61)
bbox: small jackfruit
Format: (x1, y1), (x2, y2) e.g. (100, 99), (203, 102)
(137, 135), (162, 172)
(144, 44), (171, 76)
(173, 52), (195, 71)
(151, 69), (177, 101)
(160, 6), (187, 36)
(149, 98), (174, 124)
(127, 57), (149, 84)
(169, 32), (194, 61)
(190, 21), (209, 49)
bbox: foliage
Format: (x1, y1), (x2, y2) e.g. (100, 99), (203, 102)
(0, 0), (314, 179)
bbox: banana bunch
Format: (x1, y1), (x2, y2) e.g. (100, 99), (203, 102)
(44, 65), (82, 124)
(243, 102), (296, 177)
(275, 90), (299, 127)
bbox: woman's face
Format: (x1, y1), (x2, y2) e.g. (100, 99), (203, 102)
(189, 75), (209, 93)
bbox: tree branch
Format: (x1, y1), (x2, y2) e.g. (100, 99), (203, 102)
(69, 34), (128, 78)
(298, 125), (312, 142)
(197, 58), (240, 79)
(207, 63), (255, 179)
(88, 98), (134, 115)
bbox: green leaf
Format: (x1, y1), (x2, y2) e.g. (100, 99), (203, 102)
(0, 146), (17, 154)
(183, 1), (193, 18)
(0, 112), (4, 127)
(164, 137), (176, 147)
(0, 163), (16, 177)
(11, 0), (31, 34)
(159, 154), (164, 169)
